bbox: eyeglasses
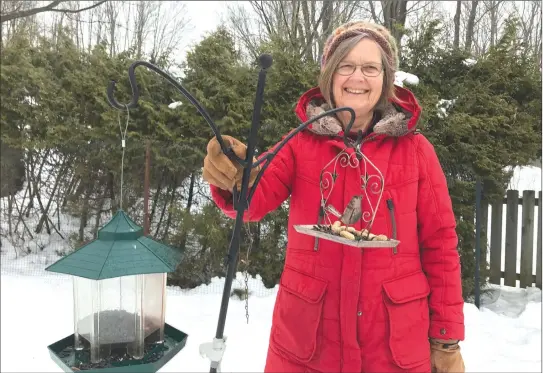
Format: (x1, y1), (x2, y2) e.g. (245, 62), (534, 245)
(335, 63), (383, 77)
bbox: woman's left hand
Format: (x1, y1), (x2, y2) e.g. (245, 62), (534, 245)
(430, 339), (465, 373)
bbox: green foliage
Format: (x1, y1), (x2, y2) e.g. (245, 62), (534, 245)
(244, 207), (288, 288)
(167, 203), (234, 288)
(2, 19), (540, 299)
(180, 26), (254, 142)
(257, 37), (320, 150)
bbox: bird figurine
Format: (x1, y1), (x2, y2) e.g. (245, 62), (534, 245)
(325, 195), (363, 225)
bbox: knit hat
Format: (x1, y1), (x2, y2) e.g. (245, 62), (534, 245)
(321, 21), (399, 71)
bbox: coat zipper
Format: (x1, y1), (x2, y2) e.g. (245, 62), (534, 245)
(386, 199), (397, 254)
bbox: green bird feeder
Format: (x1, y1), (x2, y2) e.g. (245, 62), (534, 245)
(45, 210), (188, 373)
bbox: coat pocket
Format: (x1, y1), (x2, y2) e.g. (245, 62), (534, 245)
(271, 265), (328, 364)
(382, 270), (431, 369)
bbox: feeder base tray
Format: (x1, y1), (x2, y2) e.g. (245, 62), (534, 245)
(294, 224), (400, 248)
(47, 323), (188, 373)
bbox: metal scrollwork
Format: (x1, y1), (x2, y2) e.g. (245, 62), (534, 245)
(320, 145), (385, 233)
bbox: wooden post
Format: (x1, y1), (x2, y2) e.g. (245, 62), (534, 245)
(474, 179), (482, 308)
(504, 190), (519, 286)
(481, 200), (489, 238)
(537, 191), (542, 289)
(144, 140), (151, 236)
(489, 200), (503, 285)
(519, 190), (535, 288)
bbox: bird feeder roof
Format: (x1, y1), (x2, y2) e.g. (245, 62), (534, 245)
(45, 210), (182, 280)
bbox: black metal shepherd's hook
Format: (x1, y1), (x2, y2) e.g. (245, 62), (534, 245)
(106, 54), (356, 373)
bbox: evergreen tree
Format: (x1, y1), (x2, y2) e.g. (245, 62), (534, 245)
(401, 19), (541, 298)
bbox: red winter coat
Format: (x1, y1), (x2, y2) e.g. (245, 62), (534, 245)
(211, 85), (465, 373)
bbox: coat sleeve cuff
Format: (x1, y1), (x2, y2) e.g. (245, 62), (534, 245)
(210, 185), (237, 218)
(429, 321), (465, 341)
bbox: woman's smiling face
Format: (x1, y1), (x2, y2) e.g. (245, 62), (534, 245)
(332, 38), (384, 131)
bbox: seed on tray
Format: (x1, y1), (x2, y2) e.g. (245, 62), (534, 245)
(312, 222), (389, 241)
(339, 230), (356, 240)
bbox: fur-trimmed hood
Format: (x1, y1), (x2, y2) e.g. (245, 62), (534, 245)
(294, 85), (422, 140)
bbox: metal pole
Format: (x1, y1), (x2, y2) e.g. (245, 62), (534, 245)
(208, 55), (271, 373)
(143, 139), (150, 236)
(475, 178), (482, 309)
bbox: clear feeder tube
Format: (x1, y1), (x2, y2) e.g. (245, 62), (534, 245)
(90, 280), (102, 364)
(128, 274), (145, 359)
(73, 278), (83, 350)
(159, 273), (166, 343)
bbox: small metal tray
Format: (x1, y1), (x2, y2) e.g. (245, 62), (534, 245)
(293, 225), (400, 248)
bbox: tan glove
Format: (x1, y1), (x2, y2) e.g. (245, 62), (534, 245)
(430, 339), (465, 373)
(202, 135), (260, 191)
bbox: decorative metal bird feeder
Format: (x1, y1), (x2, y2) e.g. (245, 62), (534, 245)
(293, 146), (400, 248)
(45, 210), (187, 373)
(104, 54), (397, 372)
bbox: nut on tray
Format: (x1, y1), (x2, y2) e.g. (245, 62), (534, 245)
(293, 221), (400, 248)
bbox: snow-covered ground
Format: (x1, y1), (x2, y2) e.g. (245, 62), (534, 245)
(0, 268), (541, 373)
(0, 157), (540, 372)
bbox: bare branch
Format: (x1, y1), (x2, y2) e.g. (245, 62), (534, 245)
(453, 0), (462, 48)
(228, 0), (362, 63)
(251, 1), (276, 37)
(1, 0), (107, 23)
(474, 0), (502, 26)
(105, 1), (119, 56)
(405, 1), (432, 15)
(465, 0), (478, 53)
(149, 2), (189, 63)
(225, 3), (262, 60)
(300, 2), (327, 60)
(368, 1), (380, 23)
(380, 0), (409, 44)
(279, 2), (294, 43)
(341, 1), (359, 23)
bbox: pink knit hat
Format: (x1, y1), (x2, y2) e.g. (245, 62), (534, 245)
(321, 21), (399, 71)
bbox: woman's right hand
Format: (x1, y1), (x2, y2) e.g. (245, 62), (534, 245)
(202, 135), (260, 191)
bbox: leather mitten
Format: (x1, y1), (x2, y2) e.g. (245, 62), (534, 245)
(203, 135), (260, 191)
(430, 339), (465, 373)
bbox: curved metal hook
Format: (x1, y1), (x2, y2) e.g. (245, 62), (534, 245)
(246, 106), (356, 204)
(106, 60), (253, 166)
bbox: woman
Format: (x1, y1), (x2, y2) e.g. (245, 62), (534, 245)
(203, 21), (465, 373)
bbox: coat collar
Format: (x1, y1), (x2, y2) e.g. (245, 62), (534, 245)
(294, 85), (422, 141)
